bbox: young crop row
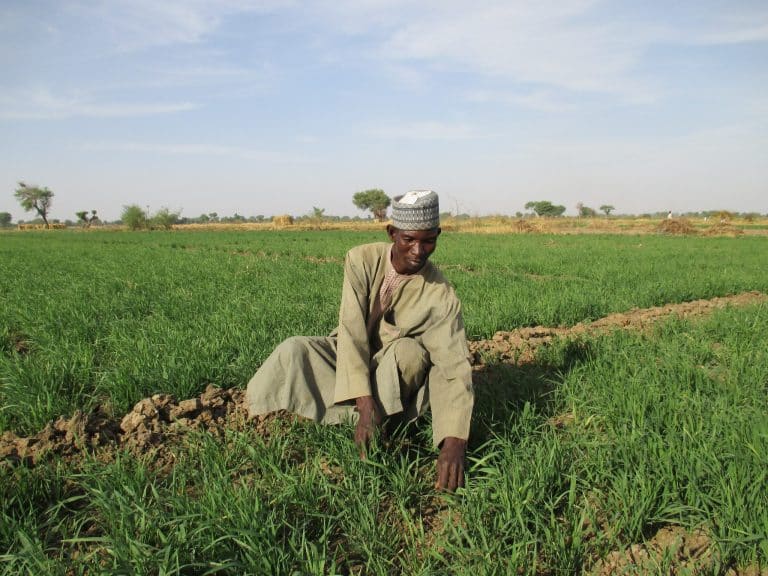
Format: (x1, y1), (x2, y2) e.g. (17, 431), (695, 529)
(1, 298), (766, 573)
(1, 229), (767, 436)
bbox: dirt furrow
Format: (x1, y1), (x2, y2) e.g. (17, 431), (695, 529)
(2, 291), (766, 468)
(469, 291), (768, 365)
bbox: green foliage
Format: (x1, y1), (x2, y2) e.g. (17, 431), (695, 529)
(577, 203), (597, 217)
(524, 200), (566, 217)
(1, 303), (766, 572)
(76, 209), (98, 228)
(14, 182), (54, 228)
(0, 212), (11, 227)
(2, 230), (767, 431)
(1, 231), (767, 573)
(121, 204), (148, 230)
(120, 206), (178, 229)
(150, 207), (180, 230)
(309, 206), (326, 224)
(599, 204), (615, 216)
(353, 189), (390, 221)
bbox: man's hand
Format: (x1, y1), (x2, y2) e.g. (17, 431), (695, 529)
(436, 436), (467, 492)
(354, 395), (382, 457)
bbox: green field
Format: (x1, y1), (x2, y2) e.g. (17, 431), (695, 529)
(1, 229), (767, 574)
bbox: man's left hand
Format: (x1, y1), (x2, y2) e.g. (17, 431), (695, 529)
(435, 436), (466, 491)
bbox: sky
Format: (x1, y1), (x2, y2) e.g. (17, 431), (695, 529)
(1, 0), (767, 222)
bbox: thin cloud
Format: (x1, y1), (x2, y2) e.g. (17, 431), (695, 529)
(368, 121), (483, 141)
(0, 90), (196, 120)
(89, 0), (294, 52)
(466, 89), (578, 112)
(664, 4), (768, 46)
(314, 1), (766, 101)
(77, 140), (317, 164)
(692, 23), (768, 45)
(746, 97), (768, 117)
(163, 64), (254, 80)
(379, 3), (644, 96)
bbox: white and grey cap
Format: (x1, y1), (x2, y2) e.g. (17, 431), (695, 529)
(391, 190), (440, 230)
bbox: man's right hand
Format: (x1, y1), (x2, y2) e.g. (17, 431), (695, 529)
(354, 395), (382, 457)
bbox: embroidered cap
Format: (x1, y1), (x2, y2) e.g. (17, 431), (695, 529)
(391, 190), (440, 230)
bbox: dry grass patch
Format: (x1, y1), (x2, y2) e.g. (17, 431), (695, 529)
(655, 218), (698, 235)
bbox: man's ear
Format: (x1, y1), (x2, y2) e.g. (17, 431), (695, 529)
(386, 225), (397, 241)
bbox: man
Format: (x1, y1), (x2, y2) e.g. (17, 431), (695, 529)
(246, 190), (474, 491)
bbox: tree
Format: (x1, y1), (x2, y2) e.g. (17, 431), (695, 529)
(76, 209), (98, 228)
(576, 202), (597, 217)
(14, 182), (54, 228)
(353, 189), (390, 221)
(307, 206), (327, 226)
(121, 204), (148, 230)
(151, 207), (180, 230)
(599, 204), (615, 216)
(0, 212), (11, 227)
(524, 200), (566, 217)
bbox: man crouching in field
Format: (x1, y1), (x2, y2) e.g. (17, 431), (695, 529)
(246, 190), (474, 491)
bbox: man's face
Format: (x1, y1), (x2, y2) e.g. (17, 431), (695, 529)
(387, 225), (441, 274)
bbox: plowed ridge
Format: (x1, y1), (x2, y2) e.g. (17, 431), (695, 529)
(2, 291), (766, 467)
(469, 291), (767, 365)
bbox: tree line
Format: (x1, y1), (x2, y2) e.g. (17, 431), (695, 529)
(4, 182), (767, 229)
(2, 185), (396, 229)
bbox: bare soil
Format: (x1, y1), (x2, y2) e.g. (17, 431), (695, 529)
(469, 291), (768, 366)
(2, 291), (767, 574)
(0, 386), (289, 471)
(590, 524), (767, 575)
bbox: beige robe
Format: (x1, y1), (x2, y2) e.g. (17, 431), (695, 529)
(246, 242), (474, 446)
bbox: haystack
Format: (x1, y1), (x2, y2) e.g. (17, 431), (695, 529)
(655, 218), (697, 235)
(702, 222), (743, 237)
(272, 214), (294, 227)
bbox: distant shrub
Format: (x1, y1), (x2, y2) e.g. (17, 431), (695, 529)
(713, 210), (734, 222)
(514, 219), (536, 233)
(122, 205), (148, 230)
(742, 212), (760, 222)
(151, 208), (181, 230)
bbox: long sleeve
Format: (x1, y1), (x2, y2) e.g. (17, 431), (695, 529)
(334, 250), (374, 402)
(419, 295), (474, 447)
